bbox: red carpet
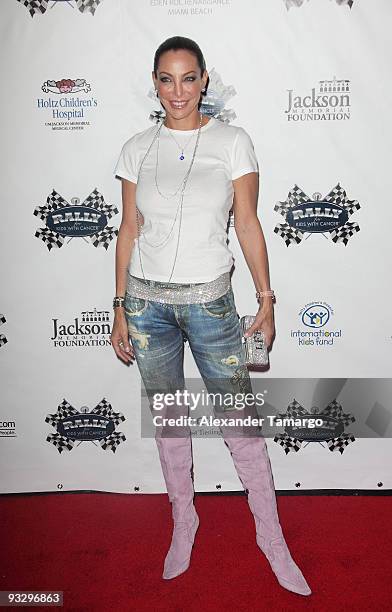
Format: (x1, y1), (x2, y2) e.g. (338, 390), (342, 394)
(2, 492), (391, 611)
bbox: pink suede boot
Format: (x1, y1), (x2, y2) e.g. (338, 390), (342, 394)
(224, 435), (312, 596)
(155, 434), (199, 580)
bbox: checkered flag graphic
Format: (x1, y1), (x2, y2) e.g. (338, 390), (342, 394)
(92, 398), (126, 426)
(35, 227), (64, 250)
(327, 432), (355, 453)
(18, 0), (103, 17)
(91, 226), (119, 250)
(333, 0), (353, 7)
(274, 223), (304, 246)
(324, 399), (356, 426)
(274, 185), (308, 246)
(99, 432), (126, 453)
(274, 432), (302, 454)
(287, 185), (309, 208)
(76, 0), (102, 15)
(84, 188), (118, 220)
(284, 0), (308, 9)
(274, 398), (356, 454)
(274, 182), (360, 246)
(274, 200), (291, 217)
(45, 399), (78, 427)
(46, 398), (126, 453)
(34, 189), (68, 221)
(330, 221), (360, 245)
(17, 0), (48, 18)
(46, 432), (74, 453)
(281, 398), (307, 418)
(285, 0), (353, 8)
(0, 314), (7, 347)
(34, 188), (118, 250)
(324, 183), (361, 215)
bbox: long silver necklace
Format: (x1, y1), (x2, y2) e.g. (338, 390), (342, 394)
(154, 112), (203, 200)
(135, 112), (203, 282)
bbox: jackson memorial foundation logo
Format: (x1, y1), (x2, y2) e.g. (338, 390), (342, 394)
(51, 308), (112, 348)
(286, 77), (351, 122)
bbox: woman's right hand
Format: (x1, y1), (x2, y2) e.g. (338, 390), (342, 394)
(111, 310), (135, 364)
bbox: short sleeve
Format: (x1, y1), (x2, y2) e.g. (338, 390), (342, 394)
(114, 138), (138, 183)
(230, 127), (259, 180)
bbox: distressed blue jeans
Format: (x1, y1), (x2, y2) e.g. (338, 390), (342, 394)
(124, 282), (261, 439)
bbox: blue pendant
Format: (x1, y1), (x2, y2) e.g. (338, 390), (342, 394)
(179, 154), (185, 160)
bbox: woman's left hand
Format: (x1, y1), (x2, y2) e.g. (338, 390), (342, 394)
(243, 302), (275, 350)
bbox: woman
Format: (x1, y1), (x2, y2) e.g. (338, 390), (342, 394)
(111, 36), (311, 596)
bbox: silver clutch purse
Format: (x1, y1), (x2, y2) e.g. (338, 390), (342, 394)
(239, 315), (269, 366)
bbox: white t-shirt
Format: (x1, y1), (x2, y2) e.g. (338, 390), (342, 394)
(114, 116), (259, 283)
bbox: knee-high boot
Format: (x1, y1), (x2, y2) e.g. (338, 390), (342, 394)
(224, 435), (311, 596)
(155, 434), (199, 580)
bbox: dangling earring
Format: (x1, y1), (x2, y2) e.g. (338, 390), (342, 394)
(201, 87), (206, 95)
(155, 89), (159, 97)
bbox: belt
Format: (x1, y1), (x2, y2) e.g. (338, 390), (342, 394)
(126, 271), (231, 305)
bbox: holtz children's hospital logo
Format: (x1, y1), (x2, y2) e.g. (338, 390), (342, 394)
(46, 398), (126, 453)
(34, 188), (118, 250)
(274, 183), (360, 246)
(39, 78), (97, 130)
(291, 301), (342, 347)
(17, 0), (103, 18)
(149, 68), (237, 124)
(285, 0), (353, 8)
(274, 398), (355, 454)
(0, 314), (8, 347)
(286, 77), (351, 122)
(51, 308), (111, 348)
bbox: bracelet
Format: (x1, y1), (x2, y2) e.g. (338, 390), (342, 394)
(113, 296), (125, 308)
(256, 290), (275, 303)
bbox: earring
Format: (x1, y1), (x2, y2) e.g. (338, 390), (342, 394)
(155, 89), (159, 97)
(201, 87), (207, 94)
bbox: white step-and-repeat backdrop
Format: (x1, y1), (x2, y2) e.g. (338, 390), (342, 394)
(1, 0), (391, 494)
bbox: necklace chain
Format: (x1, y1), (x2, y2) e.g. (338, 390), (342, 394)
(165, 123), (198, 160)
(135, 112), (204, 282)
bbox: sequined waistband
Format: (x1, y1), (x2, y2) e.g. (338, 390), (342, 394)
(126, 272), (231, 305)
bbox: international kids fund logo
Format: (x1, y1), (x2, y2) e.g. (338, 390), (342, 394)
(34, 188), (118, 250)
(149, 67), (237, 124)
(17, 0), (103, 18)
(274, 183), (360, 246)
(274, 398), (355, 454)
(291, 301), (342, 347)
(39, 78), (98, 130)
(45, 398), (126, 453)
(286, 77), (351, 122)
